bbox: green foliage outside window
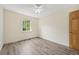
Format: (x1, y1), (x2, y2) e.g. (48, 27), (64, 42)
(23, 20), (30, 32)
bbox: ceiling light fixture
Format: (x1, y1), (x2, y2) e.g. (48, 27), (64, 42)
(33, 4), (43, 14)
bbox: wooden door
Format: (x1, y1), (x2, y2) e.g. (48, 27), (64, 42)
(69, 10), (79, 50)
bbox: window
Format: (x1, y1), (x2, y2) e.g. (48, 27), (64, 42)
(22, 20), (31, 32)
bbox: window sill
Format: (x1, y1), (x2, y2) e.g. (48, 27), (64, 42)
(22, 30), (32, 33)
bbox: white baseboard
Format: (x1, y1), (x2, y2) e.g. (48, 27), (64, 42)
(4, 37), (39, 44)
(0, 42), (3, 51)
(39, 36), (69, 47)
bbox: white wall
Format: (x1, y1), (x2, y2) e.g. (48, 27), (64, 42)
(4, 9), (39, 44)
(39, 11), (69, 46)
(38, 5), (79, 47)
(0, 7), (4, 50)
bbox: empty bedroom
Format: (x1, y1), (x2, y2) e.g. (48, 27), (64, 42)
(0, 4), (79, 55)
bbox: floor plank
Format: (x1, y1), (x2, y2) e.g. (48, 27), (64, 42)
(0, 37), (79, 55)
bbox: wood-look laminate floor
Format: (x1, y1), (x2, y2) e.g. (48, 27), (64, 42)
(0, 37), (79, 55)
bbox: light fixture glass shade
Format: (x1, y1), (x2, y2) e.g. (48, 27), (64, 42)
(33, 4), (43, 14)
(35, 8), (42, 14)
